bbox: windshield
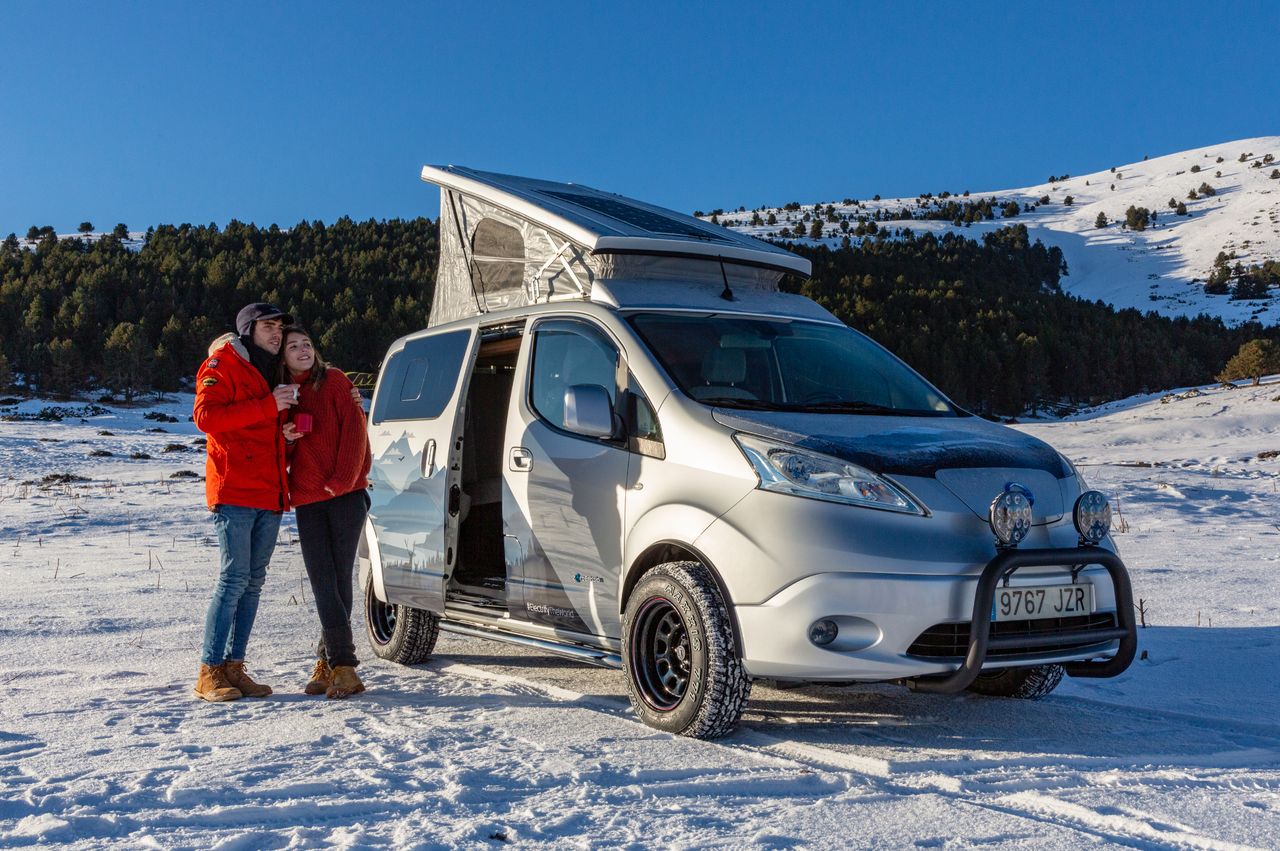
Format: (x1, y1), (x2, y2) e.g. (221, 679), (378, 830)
(628, 313), (959, 416)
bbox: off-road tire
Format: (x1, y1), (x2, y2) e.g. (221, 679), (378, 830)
(622, 561), (751, 739)
(363, 575), (439, 665)
(966, 664), (1064, 699)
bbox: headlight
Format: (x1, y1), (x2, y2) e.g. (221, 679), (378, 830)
(1073, 490), (1112, 545)
(733, 434), (926, 515)
(989, 484), (1034, 548)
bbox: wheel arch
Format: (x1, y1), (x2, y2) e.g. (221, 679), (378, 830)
(357, 515), (388, 604)
(622, 540), (745, 659)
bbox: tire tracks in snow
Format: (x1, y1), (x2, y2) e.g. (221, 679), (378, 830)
(437, 659), (1277, 851)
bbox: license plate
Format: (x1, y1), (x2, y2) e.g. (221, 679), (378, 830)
(992, 584), (1093, 621)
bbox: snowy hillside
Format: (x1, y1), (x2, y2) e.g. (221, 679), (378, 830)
(720, 137), (1280, 326)
(13, 231), (147, 252)
(1, 383), (1277, 848)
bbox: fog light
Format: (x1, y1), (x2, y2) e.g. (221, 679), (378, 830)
(1073, 490), (1112, 545)
(808, 619), (839, 646)
(989, 484), (1034, 548)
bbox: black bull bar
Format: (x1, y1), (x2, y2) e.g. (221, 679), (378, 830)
(909, 545), (1137, 694)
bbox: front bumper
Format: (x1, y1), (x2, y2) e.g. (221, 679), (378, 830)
(908, 545), (1136, 692)
(735, 546), (1136, 683)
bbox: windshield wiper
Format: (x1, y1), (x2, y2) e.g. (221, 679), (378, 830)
(696, 397), (795, 411)
(792, 400), (900, 415)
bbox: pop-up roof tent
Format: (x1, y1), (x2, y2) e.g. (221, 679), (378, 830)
(423, 165), (813, 327)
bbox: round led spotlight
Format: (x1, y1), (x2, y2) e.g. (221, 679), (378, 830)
(808, 619), (839, 647)
(989, 485), (1034, 548)
(1073, 490), (1112, 545)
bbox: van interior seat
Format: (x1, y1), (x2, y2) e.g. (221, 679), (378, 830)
(689, 347), (757, 400)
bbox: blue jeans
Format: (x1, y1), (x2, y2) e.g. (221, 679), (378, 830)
(200, 505), (281, 665)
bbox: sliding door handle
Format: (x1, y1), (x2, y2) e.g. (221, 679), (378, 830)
(421, 438), (437, 478)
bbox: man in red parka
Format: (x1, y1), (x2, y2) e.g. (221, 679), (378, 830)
(191, 302), (298, 701)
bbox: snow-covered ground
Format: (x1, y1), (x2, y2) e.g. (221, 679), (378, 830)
(718, 137), (1280, 326)
(1, 385), (1278, 849)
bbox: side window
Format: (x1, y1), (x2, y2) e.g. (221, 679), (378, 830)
(529, 320), (619, 433)
(371, 329), (471, 424)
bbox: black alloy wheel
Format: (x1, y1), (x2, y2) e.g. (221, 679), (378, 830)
(366, 586), (398, 646)
(362, 575), (439, 664)
(630, 596), (692, 711)
(621, 561), (751, 739)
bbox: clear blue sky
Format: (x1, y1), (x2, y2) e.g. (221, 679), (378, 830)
(2, 1), (1275, 236)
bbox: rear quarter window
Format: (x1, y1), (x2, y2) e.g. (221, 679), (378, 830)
(371, 330), (471, 424)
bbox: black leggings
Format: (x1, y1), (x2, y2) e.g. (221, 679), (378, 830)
(296, 489), (369, 668)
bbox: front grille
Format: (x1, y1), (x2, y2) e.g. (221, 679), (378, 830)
(906, 613), (1119, 660)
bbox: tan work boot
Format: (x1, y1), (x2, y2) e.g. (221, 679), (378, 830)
(194, 663), (242, 702)
(223, 660), (273, 698)
(326, 665), (365, 700)
(305, 659), (332, 695)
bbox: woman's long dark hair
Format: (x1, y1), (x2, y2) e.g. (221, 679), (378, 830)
(277, 325), (329, 389)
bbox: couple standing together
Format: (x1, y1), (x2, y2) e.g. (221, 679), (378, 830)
(191, 302), (372, 702)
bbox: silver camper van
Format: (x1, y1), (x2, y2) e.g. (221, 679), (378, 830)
(358, 166), (1136, 739)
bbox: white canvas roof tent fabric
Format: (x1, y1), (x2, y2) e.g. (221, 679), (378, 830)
(423, 165), (813, 327)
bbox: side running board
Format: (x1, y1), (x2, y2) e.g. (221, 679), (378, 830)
(439, 620), (622, 669)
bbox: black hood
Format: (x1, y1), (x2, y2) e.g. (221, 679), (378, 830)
(711, 409), (1068, 479)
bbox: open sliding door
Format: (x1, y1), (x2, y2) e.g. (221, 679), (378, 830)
(366, 324), (479, 613)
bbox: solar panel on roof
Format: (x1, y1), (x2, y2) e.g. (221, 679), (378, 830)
(542, 190), (728, 242)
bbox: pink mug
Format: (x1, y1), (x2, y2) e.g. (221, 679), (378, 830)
(294, 413), (313, 434)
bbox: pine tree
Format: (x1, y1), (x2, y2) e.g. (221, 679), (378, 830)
(1217, 339), (1279, 385)
(1095, 212), (1108, 228)
(44, 339), (81, 398)
(103, 322), (151, 400)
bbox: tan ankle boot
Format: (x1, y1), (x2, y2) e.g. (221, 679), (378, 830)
(305, 659), (332, 695)
(194, 663), (242, 702)
(223, 660), (273, 697)
(326, 665), (365, 700)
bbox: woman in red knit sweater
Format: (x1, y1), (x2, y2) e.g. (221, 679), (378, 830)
(278, 326), (373, 699)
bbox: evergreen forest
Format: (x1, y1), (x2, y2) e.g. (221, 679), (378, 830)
(0, 219), (1273, 415)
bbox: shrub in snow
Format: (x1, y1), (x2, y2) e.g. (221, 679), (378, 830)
(1064, 195), (1074, 206)
(1217, 339), (1280, 385)
(1271, 169), (1280, 179)
(1124, 206), (1152, 231)
(1199, 182), (1216, 197)
(1190, 165), (1201, 173)
(1095, 212), (1109, 228)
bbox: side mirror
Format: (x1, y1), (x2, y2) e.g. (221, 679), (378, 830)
(563, 384), (615, 438)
